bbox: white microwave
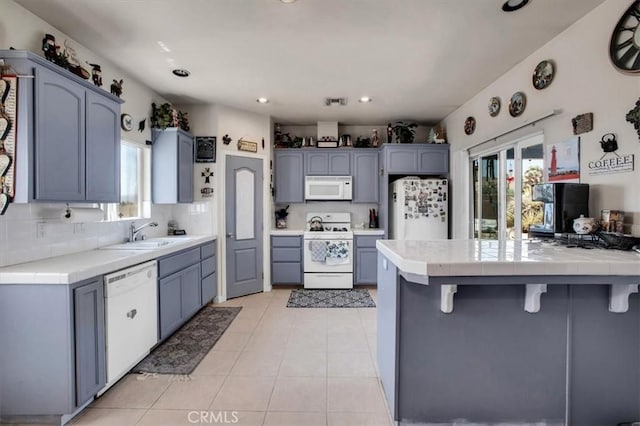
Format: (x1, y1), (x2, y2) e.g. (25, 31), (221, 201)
(304, 176), (352, 200)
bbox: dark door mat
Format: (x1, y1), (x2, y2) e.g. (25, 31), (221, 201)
(132, 305), (241, 375)
(287, 289), (376, 308)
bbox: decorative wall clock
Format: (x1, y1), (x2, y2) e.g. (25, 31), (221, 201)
(464, 116), (476, 135)
(532, 60), (555, 90)
(610, 0), (640, 74)
(488, 97), (501, 117)
(120, 113), (133, 131)
(509, 92), (527, 117)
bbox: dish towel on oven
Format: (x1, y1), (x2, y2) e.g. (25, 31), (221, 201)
(309, 241), (327, 262)
(325, 241), (350, 265)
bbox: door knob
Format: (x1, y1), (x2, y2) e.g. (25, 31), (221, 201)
(227, 233), (234, 239)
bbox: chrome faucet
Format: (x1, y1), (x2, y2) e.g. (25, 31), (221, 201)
(129, 221), (158, 242)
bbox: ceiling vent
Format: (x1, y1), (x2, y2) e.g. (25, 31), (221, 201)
(324, 97), (348, 106)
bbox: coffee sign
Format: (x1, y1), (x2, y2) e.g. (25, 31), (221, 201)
(588, 133), (634, 176)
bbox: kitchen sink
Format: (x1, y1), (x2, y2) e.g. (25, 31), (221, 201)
(100, 236), (194, 250)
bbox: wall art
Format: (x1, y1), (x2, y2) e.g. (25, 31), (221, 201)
(571, 113), (593, 135)
(464, 116), (476, 135)
(509, 91), (526, 117)
(195, 136), (216, 163)
(488, 97), (501, 117)
(626, 98), (640, 141)
(532, 60), (555, 90)
(588, 133), (634, 176)
(238, 139), (258, 153)
(546, 136), (580, 182)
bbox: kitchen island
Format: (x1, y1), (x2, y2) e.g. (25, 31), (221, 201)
(376, 239), (640, 426)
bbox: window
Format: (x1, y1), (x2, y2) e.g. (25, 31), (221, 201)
(104, 141), (147, 220)
(470, 133), (544, 240)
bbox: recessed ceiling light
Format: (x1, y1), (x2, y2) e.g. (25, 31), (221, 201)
(157, 41), (171, 52)
(358, 96), (372, 103)
(256, 97), (269, 104)
(280, 0), (297, 3)
(172, 69), (190, 77)
(502, 0), (529, 12)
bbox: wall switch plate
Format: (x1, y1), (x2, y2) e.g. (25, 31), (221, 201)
(36, 222), (46, 239)
(74, 223), (85, 234)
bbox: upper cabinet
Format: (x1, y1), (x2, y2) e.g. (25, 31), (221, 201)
(151, 128), (194, 204)
(1, 50), (123, 203)
(352, 149), (379, 203)
(274, 150), (304, 204)
(305, 150), (351, 175)
(384, 144), (449, 175)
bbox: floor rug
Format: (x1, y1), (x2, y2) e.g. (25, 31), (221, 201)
(287, 289), (376, 308)
(132, 305), (241, 375)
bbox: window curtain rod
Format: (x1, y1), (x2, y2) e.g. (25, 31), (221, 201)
(467, 109), (560, 154)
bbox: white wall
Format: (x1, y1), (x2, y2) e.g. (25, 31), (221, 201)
(0, 1), (173, 267)
(443, 0), (640, 238)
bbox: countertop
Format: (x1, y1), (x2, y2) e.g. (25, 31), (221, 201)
(270, 228), (385, 236)
(0, 235), (217, 285)
(270, 229), (304, 235)
(353, 229), (385, 235)
(376, 239), (640, 277)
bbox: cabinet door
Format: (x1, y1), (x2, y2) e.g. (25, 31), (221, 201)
(74, 279), (106, 406)
(418, 146), (449, 174)
(272, 262), (302, 284)
(355, 248), (378, 284)
(352, 151), (379, 203)
(35, 65), (86, 201)
(305, 152), (329, 175)
(178, 132), (194, 203)
(202, 271), (217, 305)
(159, 272), (183, 340)
(329, 152), (351, 175)
(86, 92), (120, 202)
(274, 151), (304, 203)
(181, 263), (201, 319)
(386, 146), (418, 174)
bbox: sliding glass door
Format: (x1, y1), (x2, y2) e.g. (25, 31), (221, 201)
(471, 133), (544, 240)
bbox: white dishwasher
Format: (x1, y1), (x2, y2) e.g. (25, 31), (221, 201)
(102, 260), (158, 392)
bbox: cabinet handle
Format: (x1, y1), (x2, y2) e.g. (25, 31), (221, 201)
(126, 309), (137, 319)
(226, 233), (235, 239)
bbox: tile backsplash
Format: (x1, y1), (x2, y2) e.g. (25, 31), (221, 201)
(0, 201), (214, 268)
(280, 202), (379, 230)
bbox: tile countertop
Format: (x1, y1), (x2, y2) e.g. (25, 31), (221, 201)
(270, 229), (304, 235)
(0, 235), (217, 285)
(270, 229), (385, 235)
(376, 239), (640, 277)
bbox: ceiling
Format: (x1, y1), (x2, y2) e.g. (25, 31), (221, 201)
(16, 0), (606, 125)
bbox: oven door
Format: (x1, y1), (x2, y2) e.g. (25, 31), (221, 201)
(303, 238), (353, 273)
(305, 177), (347, 200)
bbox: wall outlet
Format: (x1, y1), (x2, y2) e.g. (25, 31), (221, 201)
(36, 222), (46, 239)
(74, 223), (85, 234)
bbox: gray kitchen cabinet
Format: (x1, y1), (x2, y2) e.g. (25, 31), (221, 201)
(152, 128), (194, 204)
(0, 276), (106, 419)
(201, 241), (217, 304)
(271, 235), (303, 284)
(384, 144), (449, 175)
(73, 278), (106, 406)
(274, 150), (304, 203)
(355, 235), (382, 284)
(305, 149), (351, 175)
(158, 247), (203, 340)
(352, 150), (379, 203)
(0, 50), (123, 203)
(86, 91), (121, 202)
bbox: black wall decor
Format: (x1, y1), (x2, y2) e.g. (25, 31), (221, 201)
(626, 98), (640, 141)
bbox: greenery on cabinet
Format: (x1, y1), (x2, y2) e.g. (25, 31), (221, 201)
(151, 102), (190, 131)
(391, 121), (418, 143)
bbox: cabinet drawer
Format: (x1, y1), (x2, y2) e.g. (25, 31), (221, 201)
(158, 247), (200, 278)
(272, 247), (301, 262)
(272, 262), (302, 284)
(200, 241), (216, 259)
(271, 236), (302, 248)
(356, 235), (382, 248)
(201, 256), (216, 278)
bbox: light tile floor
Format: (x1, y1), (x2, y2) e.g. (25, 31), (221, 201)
(72, 287), (392, 426)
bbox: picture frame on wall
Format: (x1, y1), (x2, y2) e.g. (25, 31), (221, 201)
(195, 136), (216, 163)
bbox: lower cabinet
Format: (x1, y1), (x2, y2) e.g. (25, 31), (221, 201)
(73, 279), (106, 406)
(200, 241), (217, 304)
(355, 235), (383, 285)
(159, 260), (201, 340)
(271, 235), (303, 284)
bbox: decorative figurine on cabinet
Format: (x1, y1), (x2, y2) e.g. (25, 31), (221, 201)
(387, 123), (393, 143)
(87, 62), (102, 87)
(110, 79), (123, 98)
(42, 34), (57, 62)
(371, 129), (379, 147)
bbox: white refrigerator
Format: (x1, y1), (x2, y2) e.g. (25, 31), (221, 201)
(389, 178), (448, 240)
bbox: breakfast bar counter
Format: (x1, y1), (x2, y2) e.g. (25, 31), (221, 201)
(376, 239), (640, 426)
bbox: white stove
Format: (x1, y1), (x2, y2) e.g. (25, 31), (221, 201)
(303, 213), (353, 289)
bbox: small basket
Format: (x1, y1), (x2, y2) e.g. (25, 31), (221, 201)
(596, 231), (640, 250)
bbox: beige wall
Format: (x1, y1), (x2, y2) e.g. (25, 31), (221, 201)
(443, 0), (640, 238)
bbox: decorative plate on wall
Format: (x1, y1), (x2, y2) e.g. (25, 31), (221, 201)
(464, 116), (476, 135)
(532, 60), (555, 90)
(488, 97), (501, 117)
(610, 1), (640, 74)
(509, 92), (527, 117)
(121, 113), (133, 131)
